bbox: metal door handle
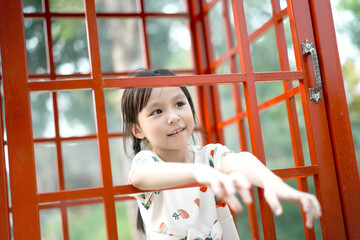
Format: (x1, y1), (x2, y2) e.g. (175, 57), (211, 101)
(302, 39), (322, 103)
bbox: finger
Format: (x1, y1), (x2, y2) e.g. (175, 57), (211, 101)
(232, 175), (252, 204)
(301, 195), (322, 219)
(210, 181), (225, 198)
(305, 211), (315, 229)
(227, 172), (252, 203)
(220, 175), (237, 197)
(226, 195), (243, 213)
(264, 190), (283, 216)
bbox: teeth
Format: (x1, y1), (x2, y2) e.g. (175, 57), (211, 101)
(169, 128), (184, 136)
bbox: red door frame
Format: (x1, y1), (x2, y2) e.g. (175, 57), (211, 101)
(0, 0), (359, 239)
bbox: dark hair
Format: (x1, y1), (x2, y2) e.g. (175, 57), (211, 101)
(121, 69), (197, 234)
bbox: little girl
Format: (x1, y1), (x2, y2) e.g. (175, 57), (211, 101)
(122, 69), (321, 240)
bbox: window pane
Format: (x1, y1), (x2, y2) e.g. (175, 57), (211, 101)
(50, 0), (84, 13)
(209, 2), (227, 60)
(40, 208), (63, 240)
(23, 0), (43, 13)
(109, 138), (131, 186)
(57, 90), (96, 138)
(97, 19), (143, 72)
(144, 0), (185, 13)
(95, 0), (138, 13)
(243, 0), (272, 35)
(34, 143), (58, 193)
(147, 19), (192, 69)
(68, 203), (106, 239)
(62, 140), (101, 189)
(104, 89), (123, 133)
(31, 92), (55, 138)
(250, 28), (281, 72)
(116, 200), (139, 239)
(224, 123), (241, 153)
(25, 19), (48, 74)
(51, 19), (90, 75)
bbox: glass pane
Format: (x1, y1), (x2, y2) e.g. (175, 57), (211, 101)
(95, 0), (138, 13)
(116, 200), (140, 239)
(97, 19), (143, 72)
(51, 19), (90, 75)
(23, 0), (43, 13)
(25, 19), (48, 74)
(259, 101), (294, 169)
(294, 94), (311, 166)
(31, 92), (55, 138)
(209, 2), (227, 60)
(144, 0), (185, 13)
(68, 203), (106, 239)
(308, 177), (323, 239)
(280, 0), (287, 10)
(40, 208), (63, 240)
(147, 19), (192, 69)
(224, 122), (241, 153)
(215, 61), (230, 74)
(109, 138), (131, 186)
(62, 140), (101, 189)
(243, 0), (272, 35)
(283, 18), (297, 71)
(104, 89), (123, 133)
(274, 179), (306, 239)
(219, 84), (235, 120)
(57, 90), (96, 138)
(250, 28), (281, 72)
(50, 0), (84, 12)
(255, 81), (283, 104)
(34, 143), (58, 193)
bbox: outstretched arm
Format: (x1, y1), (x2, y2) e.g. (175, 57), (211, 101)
(129, 162), (252, 211)
(221, 151), (322, 228)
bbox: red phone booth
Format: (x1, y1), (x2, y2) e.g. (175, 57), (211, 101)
(0, 0), (359, 239)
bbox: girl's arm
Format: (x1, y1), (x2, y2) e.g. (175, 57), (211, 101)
(129, 162), (252, 211)
(221, 151), (322, 228)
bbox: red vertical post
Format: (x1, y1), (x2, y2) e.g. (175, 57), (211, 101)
(84, 0), (118, 239)
(309, 0), (360, 238)
(0, 85), (11, 240)
(0, 0), (41, 239)
(231, 0), (276, 239)
(270, 0), (315, 238)
(287, 0), (347, 238)
(221, 0), (258, 238)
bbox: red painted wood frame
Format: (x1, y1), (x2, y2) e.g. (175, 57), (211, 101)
(0, 0), (359, 239)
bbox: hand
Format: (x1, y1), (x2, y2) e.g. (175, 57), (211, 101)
(194, 165), (253, 212)
(262, 177), (322, 228)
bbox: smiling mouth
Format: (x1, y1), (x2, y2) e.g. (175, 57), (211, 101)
(168, 128), (185, 136)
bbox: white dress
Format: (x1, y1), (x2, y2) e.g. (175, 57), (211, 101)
(129, 144), (240, 240)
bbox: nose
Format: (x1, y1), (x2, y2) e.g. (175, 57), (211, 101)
(167, 110), (180, 124)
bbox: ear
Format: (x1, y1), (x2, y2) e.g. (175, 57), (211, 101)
(130, 124), (145, 139)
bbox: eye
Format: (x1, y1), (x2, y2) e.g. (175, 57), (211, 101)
(175, 101), (185, 108)
(151, 109), (162, 116)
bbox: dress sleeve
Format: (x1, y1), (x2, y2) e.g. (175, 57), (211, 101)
(129, 150), (160, 208)
(207, 144), (233, 171)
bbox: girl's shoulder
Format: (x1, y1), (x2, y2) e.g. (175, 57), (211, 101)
(132, 150), (162, 165)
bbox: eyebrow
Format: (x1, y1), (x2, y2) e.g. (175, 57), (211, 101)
(145, 93), (187, 110)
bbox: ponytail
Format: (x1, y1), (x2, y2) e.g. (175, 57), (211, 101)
(132, 136), (142, 155)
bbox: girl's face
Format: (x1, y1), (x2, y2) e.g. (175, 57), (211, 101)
(132, 87), (195, 154)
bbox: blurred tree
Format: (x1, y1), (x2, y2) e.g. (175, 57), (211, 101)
(336, 0), (360, 168)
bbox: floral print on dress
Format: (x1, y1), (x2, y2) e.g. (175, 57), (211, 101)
(159, 222), (168, 234)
